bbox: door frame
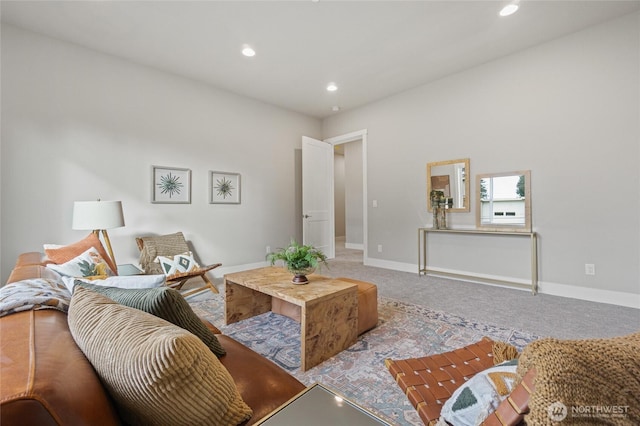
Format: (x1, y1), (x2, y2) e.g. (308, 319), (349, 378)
(324, 129), (368, 263)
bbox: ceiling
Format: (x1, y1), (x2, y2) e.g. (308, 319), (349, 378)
(2, 1), (639, 118)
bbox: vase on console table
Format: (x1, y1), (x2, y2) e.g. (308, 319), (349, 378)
(430, 190), (447, 229)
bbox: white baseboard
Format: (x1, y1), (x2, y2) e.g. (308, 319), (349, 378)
(364, 257), (639, 309)
(537, 280), (640, 309)
(209, 261), (269, 278)
(345, 243), (364, 250)
(364, 257), (416, 273)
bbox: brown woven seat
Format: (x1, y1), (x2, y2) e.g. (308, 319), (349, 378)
(386, 337), (534, 426)
(135, 232), (220, 297)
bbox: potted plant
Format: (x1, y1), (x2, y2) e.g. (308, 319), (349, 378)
(267, 239), (328, 284)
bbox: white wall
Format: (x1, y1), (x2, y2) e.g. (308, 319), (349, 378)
(323, 13), (640, 307)
(0, 25), (322, 282)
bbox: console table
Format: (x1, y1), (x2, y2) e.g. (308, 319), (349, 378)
(418, 228), (538, 294)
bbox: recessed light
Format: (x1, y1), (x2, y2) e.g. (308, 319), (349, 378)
(332, 106), (340, 112)
(326, 82), (338, 92)
(499, 2), (519, 17)
(242, 45), (256, 57)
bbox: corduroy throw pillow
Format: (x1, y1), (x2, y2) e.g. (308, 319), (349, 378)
(76, 281), (225, 356)
(68, 287), (252, 426)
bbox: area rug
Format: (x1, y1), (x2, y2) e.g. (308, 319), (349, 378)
(190, 295), (539, 426)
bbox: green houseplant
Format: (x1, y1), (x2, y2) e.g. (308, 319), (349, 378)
(267, 239), (328, 284)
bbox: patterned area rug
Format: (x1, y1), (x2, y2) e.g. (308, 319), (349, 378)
(190, 295), (538, 425)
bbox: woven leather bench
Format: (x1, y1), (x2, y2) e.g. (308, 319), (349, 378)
(385, 337), (535, 426)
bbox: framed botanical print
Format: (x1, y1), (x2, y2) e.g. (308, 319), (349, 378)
(210, 171), (241, 204)
(152, 166), (191, 204)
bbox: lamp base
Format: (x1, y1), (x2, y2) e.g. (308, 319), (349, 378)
(94, 229), (117, 274)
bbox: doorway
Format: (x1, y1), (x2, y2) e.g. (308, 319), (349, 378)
(325, 130), (368, 263)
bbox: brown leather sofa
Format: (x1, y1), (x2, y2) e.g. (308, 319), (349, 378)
(1, 252), (305, 426)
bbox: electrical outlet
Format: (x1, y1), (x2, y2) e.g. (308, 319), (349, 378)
(585, 264), (595, 275)
(266, 246), (271, 254)
(377, 244), (383, 253)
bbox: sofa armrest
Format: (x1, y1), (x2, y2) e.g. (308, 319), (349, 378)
(6, 265), (61, 284)
(15, 252), (51, 267)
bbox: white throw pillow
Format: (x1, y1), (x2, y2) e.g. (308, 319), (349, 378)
(439, 359), (519, 426)
(62, 274), (166, 293)
(155, 251), (200, 276)
(47, 247), (114, 279)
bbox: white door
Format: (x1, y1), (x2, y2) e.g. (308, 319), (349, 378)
(302, 136), (335, 259)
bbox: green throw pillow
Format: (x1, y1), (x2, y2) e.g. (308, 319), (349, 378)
(76, 281), (225, 357)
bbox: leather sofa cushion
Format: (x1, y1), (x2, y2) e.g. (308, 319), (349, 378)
(0, 310), (119, 426)
(216, 335), (306, 425)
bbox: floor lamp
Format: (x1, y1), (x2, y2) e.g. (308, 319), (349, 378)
(72, 200), (125, 269)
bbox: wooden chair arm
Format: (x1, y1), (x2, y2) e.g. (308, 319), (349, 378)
(165, 263), (221, 282)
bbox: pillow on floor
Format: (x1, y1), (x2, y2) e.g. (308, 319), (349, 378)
(75, 282), (225, 356)
(439, 359), (519, 426)
(61, 274), (166, 293)
(67, 287), (251, 426)
(45, 233), (117, 274)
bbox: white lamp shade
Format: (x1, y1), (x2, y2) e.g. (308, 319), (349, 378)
(72, 200), (125, 230)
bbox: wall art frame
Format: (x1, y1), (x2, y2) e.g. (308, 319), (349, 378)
(151, 165), (192, 204)
(210, 171), (241, 204)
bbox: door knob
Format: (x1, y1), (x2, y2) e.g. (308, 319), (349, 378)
(303, 214), (311, 219)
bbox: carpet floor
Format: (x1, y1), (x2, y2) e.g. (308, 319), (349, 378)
(190, 293), (538, 425)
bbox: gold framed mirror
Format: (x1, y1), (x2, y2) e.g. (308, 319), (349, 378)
(426, 158), (470, 212)
(476, 170), (531, 232)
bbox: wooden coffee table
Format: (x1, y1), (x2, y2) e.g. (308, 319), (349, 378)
(224, 267), (358, 371)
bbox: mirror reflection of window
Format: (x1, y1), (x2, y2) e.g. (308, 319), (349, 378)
(476, 170), (531, 232)
(480, 175), (525, 225)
